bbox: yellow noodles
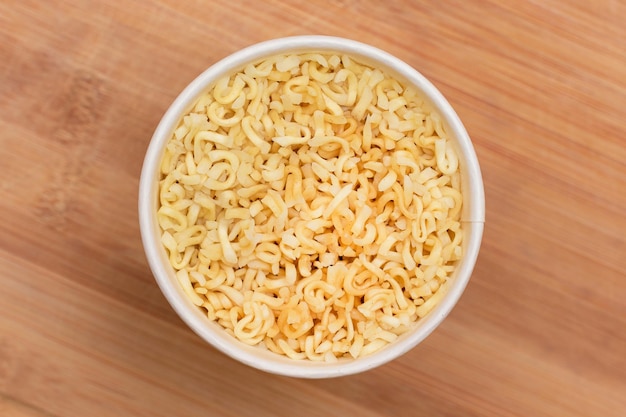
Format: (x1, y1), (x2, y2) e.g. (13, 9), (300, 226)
(158, 53), (463, 361)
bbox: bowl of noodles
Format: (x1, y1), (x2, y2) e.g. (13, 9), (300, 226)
(139, 35), (485, 378)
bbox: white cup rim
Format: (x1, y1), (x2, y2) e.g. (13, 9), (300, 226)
(139, 35), (485, 378)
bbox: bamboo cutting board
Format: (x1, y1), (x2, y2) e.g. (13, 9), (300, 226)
(1, 1), (625, 416)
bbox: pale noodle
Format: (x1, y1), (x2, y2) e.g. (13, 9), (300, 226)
(157, 52), (463, 361)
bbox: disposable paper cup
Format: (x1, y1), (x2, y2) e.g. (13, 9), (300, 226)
(139, 35), (485, 378)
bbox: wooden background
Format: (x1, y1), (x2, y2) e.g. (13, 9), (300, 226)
(1, 1), (625, 416)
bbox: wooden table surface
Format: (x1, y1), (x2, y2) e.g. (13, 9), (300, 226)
(1, 1), (625, 416)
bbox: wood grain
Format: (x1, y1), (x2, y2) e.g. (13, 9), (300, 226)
(1, 1), (625, 416)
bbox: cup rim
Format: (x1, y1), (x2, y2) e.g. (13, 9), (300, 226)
(139, 35), (485, 378)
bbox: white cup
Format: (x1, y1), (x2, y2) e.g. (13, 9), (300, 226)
(139, 35), (485, 378)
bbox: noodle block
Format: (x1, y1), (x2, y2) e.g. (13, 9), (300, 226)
(157, 52), (463, 361)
